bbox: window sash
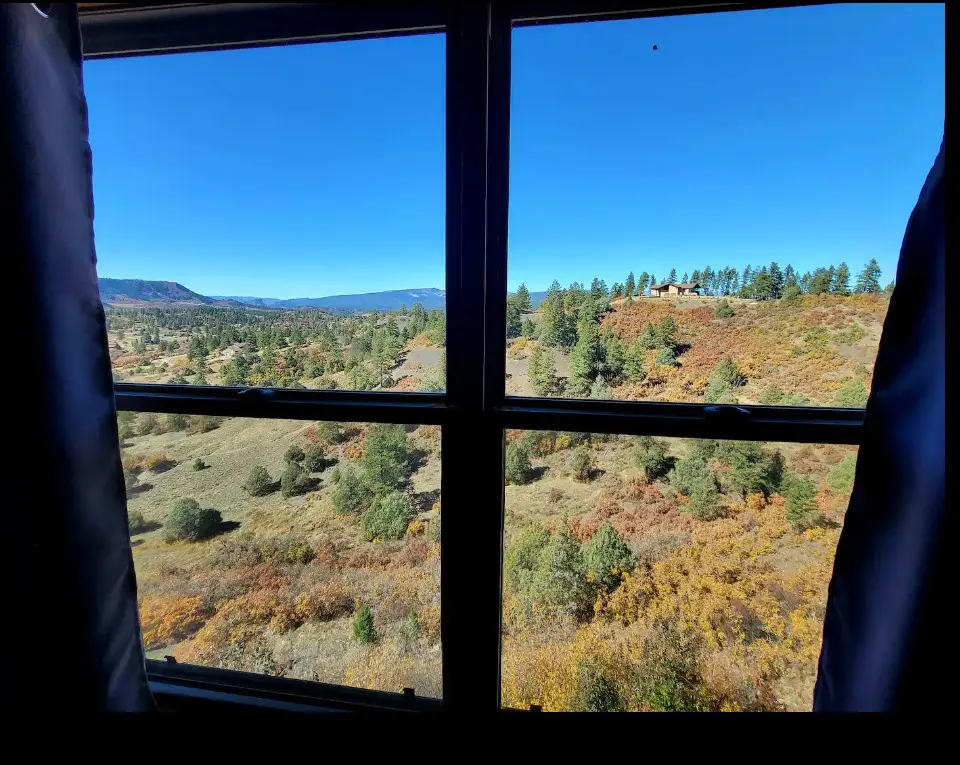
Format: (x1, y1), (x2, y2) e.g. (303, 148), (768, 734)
(90, 1), (862, 712)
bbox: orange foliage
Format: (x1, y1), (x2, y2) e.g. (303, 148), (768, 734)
(139, 595), (212, 650)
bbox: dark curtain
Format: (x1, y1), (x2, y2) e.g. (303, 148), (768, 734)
(814, 139), (945, 711)
(2, 3), (153, 710)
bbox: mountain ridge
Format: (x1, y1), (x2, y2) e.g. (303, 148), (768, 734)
(99, 278), (546, 311)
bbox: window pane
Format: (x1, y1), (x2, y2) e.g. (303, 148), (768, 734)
(87, 34), (446, 392)
(506, 4), (944, 406)
(120, 412), (441, 697)
(501, 429), (858, 711)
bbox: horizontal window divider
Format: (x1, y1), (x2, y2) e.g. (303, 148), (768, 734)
(146, 659), (440, 713)
(510, 1), (826, 27)
(493, 398), (863, 444)
(80, 2), (446, 60)
(114, 383), (451, 425)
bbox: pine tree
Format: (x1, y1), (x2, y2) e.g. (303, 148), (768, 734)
(637, 272), (650, 296)
(568, 317), (605, 395)
(667, 268), (678, 284)
(740, 266), (753, 297)
(769, 262), (784, 299)
(515, 283), (532, 313)
(649, 274), (657, 290)
(625, 272), (635, 298)
(855, 259), (882, 294)
(681, 271), (689, 283)
(832, 262), (851, 295)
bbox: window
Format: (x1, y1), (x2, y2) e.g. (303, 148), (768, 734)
(81, 1), (943, 712)
(501, 431), (857, 711)
(506, 4), (944, 408)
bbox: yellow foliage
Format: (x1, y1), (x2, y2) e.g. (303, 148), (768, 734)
(554, 434), (572, 451)
(139, 595), (211, 650)
(406, 521), (426, 536)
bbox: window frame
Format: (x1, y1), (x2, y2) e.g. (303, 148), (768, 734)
(83, 1), (863, 713)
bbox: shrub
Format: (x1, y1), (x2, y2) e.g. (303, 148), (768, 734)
(117, 411), (137, 440)
(573, 661), (625, 712)
(429, 514), (441, 543)
(166, 412), (188, 432)
(360, 491), (414, 541)
(634, 625), (711, 712)
(528, 521), (592, 621)
(140, 595), (211, 650)
(569, 446), (594, 482)
(504, 526), (550, 591)
(315, 421), (348, 444)
(192, 458), (208, 471)
(353, 603), (376, 645)
(124, 470), (140, 494)
(827, 452), (858, 494)
(190, 415), (223, 433)
(758, 385), (785, 405)
(635, 436), (673, 481)
(332, 466), (373, 515)
(243, 465), (274, 497)
(505, 442), (535, 485)
(785, 477), (824, 532)
(714, 441), (782, 498)
(669, 456), (717, 497)
(687, 480), (723, 521)
(280, 462), (311, 497)
(360, 424), (411, 493)
(655, 346), (678, 367)
(163, 498), (222, 542)
(127, 509), (148, 534)
(582, 522), (636, 590)
(304, 444), (325, 472)
(704, 357), (745, 404)
(138, 413), (160, 436)
(329, 467), (342, 484)
(715, 299), (734, 318)
(284, 444), (305, 465)
(144, 454), (175, 473)
(834, 378), (869, 408)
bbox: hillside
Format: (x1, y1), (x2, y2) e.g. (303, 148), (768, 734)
(212, 288), (447, 311)
(98, 278), (220, 305)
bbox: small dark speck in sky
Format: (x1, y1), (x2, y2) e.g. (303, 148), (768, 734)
(652, 44), (659, 51)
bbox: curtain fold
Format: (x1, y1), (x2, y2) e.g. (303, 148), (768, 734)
(2, 2), (153, 711)
(814, 138), (945, 712)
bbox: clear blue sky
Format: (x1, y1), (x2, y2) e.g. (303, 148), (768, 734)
(85, 3), (943, 299)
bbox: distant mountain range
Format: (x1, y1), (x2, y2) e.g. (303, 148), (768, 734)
(99, 278), (546, 312)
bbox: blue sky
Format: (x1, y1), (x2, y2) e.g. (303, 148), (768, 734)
(85, 3), (943, 298)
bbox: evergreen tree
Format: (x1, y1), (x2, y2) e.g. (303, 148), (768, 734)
(530, 520), (591, 620)
(623, 340), (647, 382)
(832, 262), (851, 295)
(681, 271), (689, 283)
(740, 266), (753, 297)
(649, 274), (657, 290)
(539, 281), (577, 349)
(855, 259), (882, 294)
(568, 317), (605, 395)
(667, 268), (678, 284)
(752, 266), (773, 300)
(691, 269), (701, 283)
(769, 262), (784, 299)
(515, 283), (532, 313)
(637, 272), (650, 296)
(625, 272), (635, 298)
(582, 523), (636, 590)
(528, 344), (562, 396)
(701, 266), (714, 296)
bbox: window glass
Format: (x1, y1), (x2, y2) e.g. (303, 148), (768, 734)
(87, 34), (446, 392)
(501, 429), (858, 711)
(506, 4), (944, 406)
(121, 412), (441, 697)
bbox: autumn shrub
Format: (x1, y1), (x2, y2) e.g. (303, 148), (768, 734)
(569, 446), (595, 482)
(635, 436), (674, 481)
(834, 378), (869, 407)
(144, 454), (175, 473)
(213, 534), (316, 568)
(505, 442), (535, 485)
(280, 462), (311, 497)
(360, 491), (414, 541)
(304, 444), (325, 472)
(332, 465), (373, 515)
(827, 452), (858, 495)
(163, 498), (222, 542)
(582, 522), (636, 590)
(353, 603), (376, 645)
(293, 580), (354, 623)
(188, 414), (223, 433)
(243, 465), (274, 497)
(785, 477), (824, 532)
(139, 595), (212, 650)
